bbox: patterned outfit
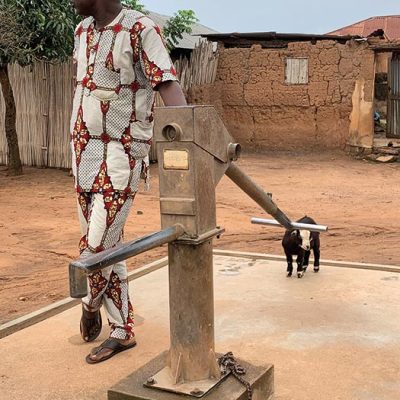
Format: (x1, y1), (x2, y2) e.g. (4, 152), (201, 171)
(71, 8), (177, 339)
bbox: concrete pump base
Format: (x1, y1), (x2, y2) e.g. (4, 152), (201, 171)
(108, 351), (274, 400)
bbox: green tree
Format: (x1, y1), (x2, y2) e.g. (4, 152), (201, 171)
(0, 0), (78, 175)
(122, 0), (147, 14)
(163, 10), (198, 50)
(123, 1), (198, 50)
(0, 0), (196, 175)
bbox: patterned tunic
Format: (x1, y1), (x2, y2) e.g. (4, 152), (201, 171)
(70, 8), (177, 193)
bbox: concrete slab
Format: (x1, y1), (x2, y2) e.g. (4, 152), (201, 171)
(108, 352), (274, 400)
(1, 255), (400, 400)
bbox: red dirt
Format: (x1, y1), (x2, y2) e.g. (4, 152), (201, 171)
(1, 151), (399, 324)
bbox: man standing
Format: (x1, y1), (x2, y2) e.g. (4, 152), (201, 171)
(69, 0), (187, 364)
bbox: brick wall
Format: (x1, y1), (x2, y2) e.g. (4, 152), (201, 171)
(188, 40), (375, 151)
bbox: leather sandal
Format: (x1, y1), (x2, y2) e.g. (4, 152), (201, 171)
(80, 305), (102, 342)
(86, 338), (137, 364)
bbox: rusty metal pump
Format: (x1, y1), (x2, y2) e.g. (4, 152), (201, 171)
(69, 105), (327, 399)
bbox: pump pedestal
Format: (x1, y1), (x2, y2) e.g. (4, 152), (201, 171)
(108, 352), (274, 400)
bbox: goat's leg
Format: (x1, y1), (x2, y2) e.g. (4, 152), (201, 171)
(313, 247), (320, 272)
(303, 250), (311, 272)
(313, 236), (321, 272)
(285, 252), (293, 277)
(296, 253), (305, 278)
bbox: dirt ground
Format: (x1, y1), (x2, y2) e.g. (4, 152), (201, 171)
(0, 151), (399, 325)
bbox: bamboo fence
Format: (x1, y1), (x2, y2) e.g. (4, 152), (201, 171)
(0, 61), (75, 168)
(0, 40), (218, 168)
(174, 40), (219, 92)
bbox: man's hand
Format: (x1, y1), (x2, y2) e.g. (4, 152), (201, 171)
(158, 81), (187, 107)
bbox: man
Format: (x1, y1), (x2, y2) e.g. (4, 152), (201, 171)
(69, 0), (187, 364)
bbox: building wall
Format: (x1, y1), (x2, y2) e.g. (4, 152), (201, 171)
(188, 40), (376, 151)
(374, 52), (390, 119)
(375, 52), (390, 73)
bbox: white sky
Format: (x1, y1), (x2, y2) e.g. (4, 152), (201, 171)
(142, 0), (400, 34)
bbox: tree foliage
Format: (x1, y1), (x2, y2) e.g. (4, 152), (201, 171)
(122, 1), (198, 50)
(163, 10), (198, 50)
(122, 0), (147, 14)
(0, 3), (30, 65)
(0, 0), (78, 66)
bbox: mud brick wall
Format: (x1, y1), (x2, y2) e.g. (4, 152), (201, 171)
(188, 40), (375, 151)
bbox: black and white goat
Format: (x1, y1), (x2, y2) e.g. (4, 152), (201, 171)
(282, 216), (320, 278)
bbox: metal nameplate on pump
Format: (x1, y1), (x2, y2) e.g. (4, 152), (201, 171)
(163, 149), (189, 170)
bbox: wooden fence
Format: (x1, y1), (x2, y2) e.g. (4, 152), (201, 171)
(0, 62), (75, 168)
(174, 41), (218, 91)
(0, 40), (218, 168)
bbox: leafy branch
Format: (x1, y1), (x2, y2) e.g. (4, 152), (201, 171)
(122, 1), (198, 50)
(163, 10), (198, 50)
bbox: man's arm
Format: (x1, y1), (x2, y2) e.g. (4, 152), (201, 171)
(158, 81), (187, 107)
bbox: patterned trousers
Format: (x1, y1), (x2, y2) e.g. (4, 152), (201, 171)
(77, 191), (135, 340)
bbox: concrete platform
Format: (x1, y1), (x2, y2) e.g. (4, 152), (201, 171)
(108, 352), (274, 400)
(1, 254), (400, 400)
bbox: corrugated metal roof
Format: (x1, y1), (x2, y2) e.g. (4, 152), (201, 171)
(148, 11), (218, 49)
(201, 32), (359, 42)
(199, 32), (360, 48)
(328, 15), (400, 40)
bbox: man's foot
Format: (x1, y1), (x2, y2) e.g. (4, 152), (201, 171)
(80, 305), (102, 342)
(86, 337), (137, 364)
